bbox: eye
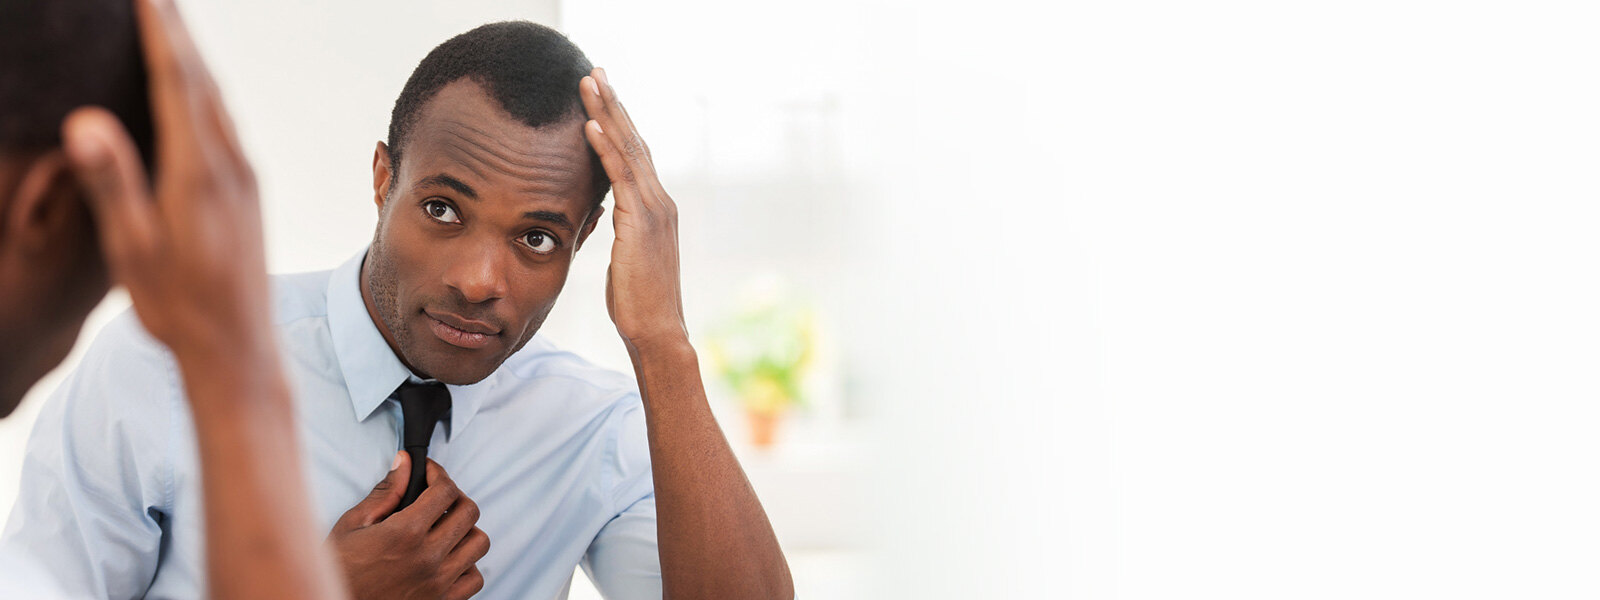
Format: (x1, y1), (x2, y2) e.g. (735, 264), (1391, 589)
(422, 199), (460, 224)
(520, 230), (559, 254)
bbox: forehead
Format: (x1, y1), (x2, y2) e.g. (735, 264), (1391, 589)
(400, 79), (592, 206)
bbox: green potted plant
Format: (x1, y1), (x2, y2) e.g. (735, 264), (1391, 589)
(706, 289), (813, 449)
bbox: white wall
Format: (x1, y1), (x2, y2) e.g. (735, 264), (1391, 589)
(868, 1), (1600, 598)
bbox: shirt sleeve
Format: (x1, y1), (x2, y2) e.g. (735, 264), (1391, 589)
(0, 313), (177, 599)
(580, 396), (662, 599)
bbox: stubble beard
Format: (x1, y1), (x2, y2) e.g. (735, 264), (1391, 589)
(365, 233), (425, 377)
(364, 232), (552, 384)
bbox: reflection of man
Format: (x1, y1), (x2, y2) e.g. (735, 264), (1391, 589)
(4, 20), (795, 600)
(2, 0), (344, 598)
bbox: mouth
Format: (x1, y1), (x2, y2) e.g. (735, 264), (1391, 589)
(423, 310), (502, 350)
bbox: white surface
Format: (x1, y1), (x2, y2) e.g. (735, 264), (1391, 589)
(866, 1), (1600, 598)
(567, 551), (865, 600)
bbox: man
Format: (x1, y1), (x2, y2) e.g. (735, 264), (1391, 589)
(4, 19), (796, 600)
(2, 0), (347, 598)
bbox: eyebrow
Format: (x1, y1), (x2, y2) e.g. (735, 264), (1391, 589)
(525, 210), (575, 233)
(417, 173), (478, 200)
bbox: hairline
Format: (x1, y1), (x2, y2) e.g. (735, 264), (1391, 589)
(385, 79), (605, 213)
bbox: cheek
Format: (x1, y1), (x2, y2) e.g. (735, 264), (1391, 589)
(378, 218), (440, 292)
(513, 270), (568, 321)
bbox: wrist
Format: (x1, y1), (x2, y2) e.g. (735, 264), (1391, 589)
(623, 329), (694, 361)
(167, 312), (277, 365)
(172, 331), (288, 406)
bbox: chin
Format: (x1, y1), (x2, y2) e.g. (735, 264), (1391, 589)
(406, 345), (505, 385)
(411, 351), (497, 385)
(427, 365), (499, 386)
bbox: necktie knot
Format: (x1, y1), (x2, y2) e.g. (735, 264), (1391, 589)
(396, 381), (450, 510)
(399, 381), (451, 449)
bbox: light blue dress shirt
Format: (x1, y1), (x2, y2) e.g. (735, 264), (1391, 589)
(0, 544), (73, 598)
(0, 250), (662, 599)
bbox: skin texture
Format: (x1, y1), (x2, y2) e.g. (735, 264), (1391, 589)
(579, 67), (795, 599)
(50, 0), (347, 598)
(327, 456), (489, 600)
(327, 77), (579, 596)
(0, 150), (106, 416)
(362, 78), (601, 385)
(349, 66), (794, 596)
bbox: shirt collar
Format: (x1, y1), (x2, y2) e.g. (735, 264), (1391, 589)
(326, 249), (488, 440)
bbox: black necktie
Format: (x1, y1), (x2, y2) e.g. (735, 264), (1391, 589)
(397, 381), (451, 510)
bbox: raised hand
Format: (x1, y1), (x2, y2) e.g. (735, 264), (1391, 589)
(328, 455), (490, 600)
(579, 68), (688, 353)
(576, 68), (795, 599)
(59, 2), (347, 599)
(61, 0), (269, 362)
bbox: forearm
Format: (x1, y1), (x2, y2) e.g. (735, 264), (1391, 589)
(177, 343), (348, 600)
(628, 336), (794, 599)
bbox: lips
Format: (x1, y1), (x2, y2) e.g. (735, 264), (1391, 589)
(424, 310), (501, 350)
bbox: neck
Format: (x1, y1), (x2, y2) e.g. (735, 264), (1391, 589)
(0, 318), (77, 418)
(0, 369), (28, 418)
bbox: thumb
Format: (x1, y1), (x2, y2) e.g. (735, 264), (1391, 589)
(344, 452), (409, 528)
(61, 107), (158, 274)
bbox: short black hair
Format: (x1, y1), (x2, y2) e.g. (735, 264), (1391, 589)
(387, 21), (608, 211)
(0, 0), (153, 162)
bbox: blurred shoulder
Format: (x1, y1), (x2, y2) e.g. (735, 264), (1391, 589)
(79, 306), (172, 371)
(268, 268), (335, 325)
(74, 265), (336, 379)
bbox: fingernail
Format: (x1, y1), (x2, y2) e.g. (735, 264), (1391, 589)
(588, 76), (601, 97)
(591, 120), (603, 134)
(391, 452), (403, 470)
(596, 67), (610, 88)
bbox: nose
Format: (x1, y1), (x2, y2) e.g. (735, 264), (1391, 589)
(441, 241), (509, 304)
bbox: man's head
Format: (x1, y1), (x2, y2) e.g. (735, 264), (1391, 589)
(365, 22), (608, 385)
(0, 0), (151, 415)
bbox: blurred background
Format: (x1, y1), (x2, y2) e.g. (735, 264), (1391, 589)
(10, 0), (1600, 598)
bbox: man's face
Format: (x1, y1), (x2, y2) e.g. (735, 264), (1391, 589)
(364, 79), (600, 385)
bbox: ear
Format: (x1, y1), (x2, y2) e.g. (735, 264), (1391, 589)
(3, 151), (78, 255)
(372, 141), (393, 212)
(575, 205), (604, 251)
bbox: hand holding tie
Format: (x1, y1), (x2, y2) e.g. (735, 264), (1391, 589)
(327, 454), (490, 600)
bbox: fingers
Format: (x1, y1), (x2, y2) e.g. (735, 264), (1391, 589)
(441, 526), (490, 581)
(580, 70), (673, 214)
(444, 565), (485, 600)
(61, 108), (158, 273)
(394, 459), (463, 529)
(428, 490), (480, 547)
(590, 68), (653, 166)
(337, 452), (409, 529)
(582, 119), (644, 213)
(580, 70), (651, 177)
(133, 0), (234, 157)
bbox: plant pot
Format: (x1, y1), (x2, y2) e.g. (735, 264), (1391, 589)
(747, 409), (782, 449)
